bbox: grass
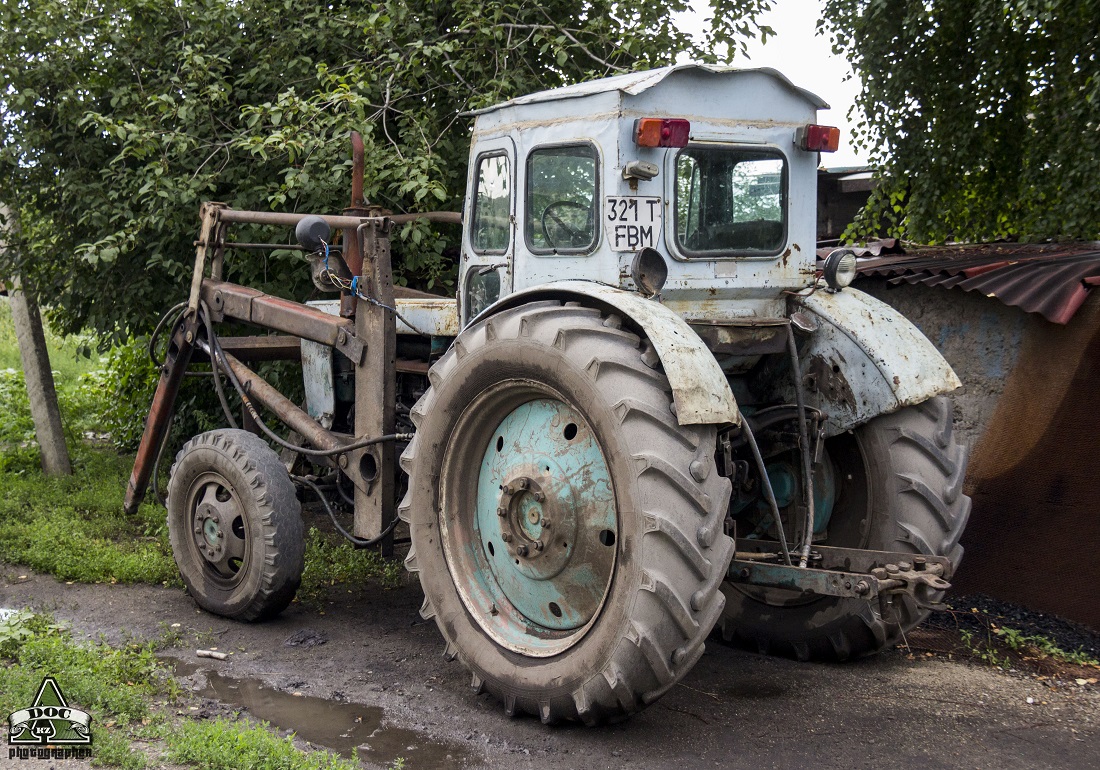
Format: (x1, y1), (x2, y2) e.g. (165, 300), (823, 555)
(166, 720), (361, 770)
(0, 610), (367, 770)
(0, 449), (179, 585)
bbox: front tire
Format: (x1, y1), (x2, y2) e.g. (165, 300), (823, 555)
(167, 429), (304, 621)
(720, 396), (970, 660)
(400, 302), (734, 723)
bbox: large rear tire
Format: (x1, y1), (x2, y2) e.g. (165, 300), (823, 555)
(400, 302), (734, 723)
(720, 396), (970, 660)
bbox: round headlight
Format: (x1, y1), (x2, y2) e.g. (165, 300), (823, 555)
(822, 248), (858, 291)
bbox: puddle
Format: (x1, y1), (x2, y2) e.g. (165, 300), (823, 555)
(162, 657), (472, 767)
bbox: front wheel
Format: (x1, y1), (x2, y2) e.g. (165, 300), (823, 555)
(167, 429), (304, 621)
(400, 302), (734, 723)
(720, 396), (970, 660)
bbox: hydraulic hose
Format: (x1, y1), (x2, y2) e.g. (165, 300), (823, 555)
(293, 474), (398, 548)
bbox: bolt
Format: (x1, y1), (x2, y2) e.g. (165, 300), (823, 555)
(739, 567), (751, 579)
(534, 540), (544, 551)
(844, 580), (852, 590)
(914, 556), (927, 571)
(500, 533), (512, 543)
(516, 478), (528, 490)
(517, 545), (529, 557)
(185, 330), (194, 344)
(533, 491), (545, 502)
(497, 507), (507, 517)
(216, 531), (223, 539)
(338, 454), (349, 469)
(338, 330), (347, 344)
(542, 519), (552, 529)
(898, 561), (912, 572)
(855, 581), (870, 596)
(885, 563), (900, 575)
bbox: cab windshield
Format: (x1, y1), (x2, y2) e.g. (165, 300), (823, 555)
(675, 147), (786, 256)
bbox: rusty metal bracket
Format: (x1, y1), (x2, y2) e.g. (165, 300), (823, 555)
(123, 313), (200, 514)
(727, 540), (954, 602)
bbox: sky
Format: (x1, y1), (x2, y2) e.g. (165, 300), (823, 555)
(675, 0), (870, 167)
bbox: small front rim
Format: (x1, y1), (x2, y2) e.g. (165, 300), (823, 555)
(184, 471), (251, 588)
(440, 382), (618, 657)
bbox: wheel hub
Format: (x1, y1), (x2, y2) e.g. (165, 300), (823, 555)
(496, 475), (578, 580)
(188, 478), (248, 580)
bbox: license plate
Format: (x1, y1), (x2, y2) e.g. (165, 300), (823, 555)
(604, 196), (662, 251)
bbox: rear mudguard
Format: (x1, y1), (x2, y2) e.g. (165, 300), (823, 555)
(473, 280), (740, 426)
(791, 287), (962, 435)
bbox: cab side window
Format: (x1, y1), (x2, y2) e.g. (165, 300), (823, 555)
(471, 153), (511, 254)
(525, 145), (598, 253)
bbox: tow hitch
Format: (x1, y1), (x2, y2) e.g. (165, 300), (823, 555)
(727, 541), (954, 609)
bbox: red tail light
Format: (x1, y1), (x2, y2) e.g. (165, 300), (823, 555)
(796, 124), (840, 152)
(634, 118), (690, 148)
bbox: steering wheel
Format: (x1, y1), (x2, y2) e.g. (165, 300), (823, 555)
(541, 200), (591, 248)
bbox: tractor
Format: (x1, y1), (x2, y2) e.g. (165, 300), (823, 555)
(125, 64), (970, 724)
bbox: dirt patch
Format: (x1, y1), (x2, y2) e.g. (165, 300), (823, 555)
(3, 564), (1099, 770)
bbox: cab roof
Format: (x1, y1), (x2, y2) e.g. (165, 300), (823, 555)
(467, 64), (829, 117)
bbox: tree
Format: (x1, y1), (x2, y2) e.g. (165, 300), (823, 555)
(822, 0), (1100, 244)
(0, 0), (772, 342)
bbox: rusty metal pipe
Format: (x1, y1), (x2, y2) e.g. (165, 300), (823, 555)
(351, 131), (365, 208)
(216, 208), (461, 228)
(216, 350), (346, 455)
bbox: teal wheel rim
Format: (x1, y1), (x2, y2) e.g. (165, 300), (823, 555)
(441, 391), (617, 657)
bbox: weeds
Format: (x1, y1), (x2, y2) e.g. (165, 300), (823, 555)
(0, 448), (179, 585)
(166, 720), (362, 770)
(298, 526), (406, 605)
(994, 626), (1100, 667)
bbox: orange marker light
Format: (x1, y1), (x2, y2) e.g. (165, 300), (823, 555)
(634, 118), (691, 148)
(796, 124), (840, 153)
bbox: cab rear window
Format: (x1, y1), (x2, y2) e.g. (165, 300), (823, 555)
(675, 147), (786, 256)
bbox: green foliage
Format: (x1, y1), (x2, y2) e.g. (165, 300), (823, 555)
(166, 719), (362, 770)
(823, 0), (1100, 244)
(0, 448), (179, 585)
(298, 526), (405, 605)
(76, 339), (161, 451)
(0, 611), (169, 769)
(0, 299), (100, 472)
(0, 0), (770, 343)
(995, 626), (1100, 667)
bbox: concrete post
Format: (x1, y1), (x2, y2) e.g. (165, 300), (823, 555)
(2, 207), (72, 475)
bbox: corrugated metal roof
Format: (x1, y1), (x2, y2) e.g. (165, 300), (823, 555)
(467, 64), (829, 116)
(828, 242), (1100, 325)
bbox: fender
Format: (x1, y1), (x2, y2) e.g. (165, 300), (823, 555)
(474, 280), (740, 426)
(793, 287), (961, 434)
